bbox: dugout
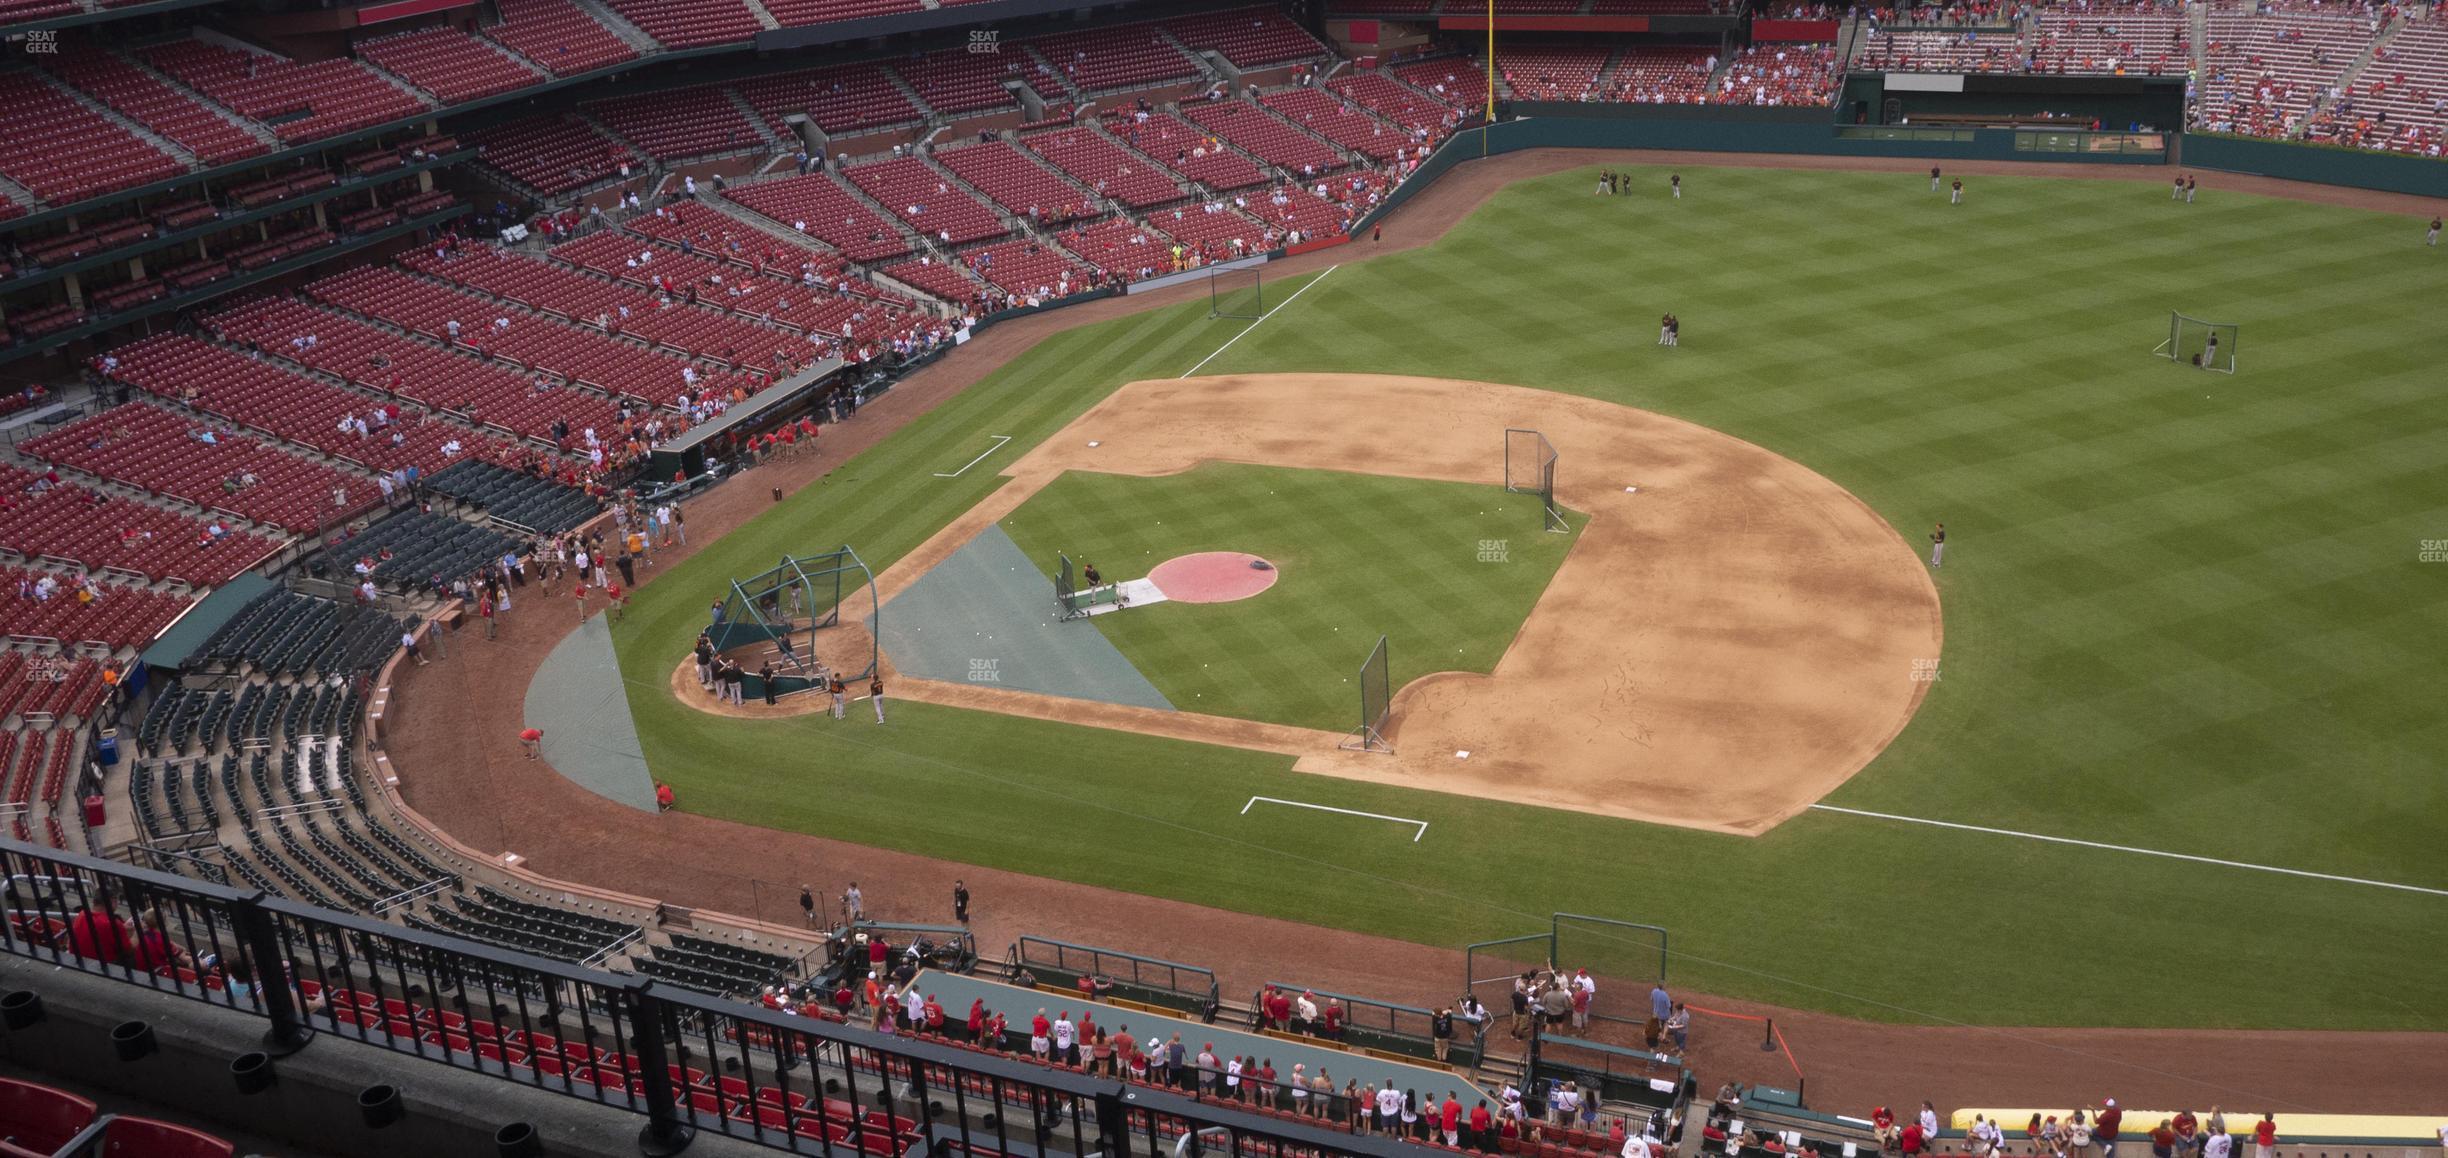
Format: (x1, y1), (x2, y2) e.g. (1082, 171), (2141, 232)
(645, 356), (846, 481)
(1258, 981), (1482, 1069)
(1014, 936), (1222, 1019)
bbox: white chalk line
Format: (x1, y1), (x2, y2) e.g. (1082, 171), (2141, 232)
(932, 434), (1012, 478)
(1242, 795), (1425, 843)
(1180, 264), (1339, 379)
(1808, 804), (2448, 898)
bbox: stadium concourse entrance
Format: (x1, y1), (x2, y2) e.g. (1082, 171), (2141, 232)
(708, 547), (880, 696)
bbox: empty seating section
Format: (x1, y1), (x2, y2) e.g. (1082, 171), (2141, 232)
(0, 566), (192, 649)
(0, 72), (184, 206)
(197, 588), (401, 675)
(1492, 46), (1612, 100)
(1713, 43), (1840, 105)
(1031, 23), (1202, 93)
(0, 654), (109, 728)
(1485, 0), (1584, 12)
(1022, 126), (1184, 208)
(729, 173), (915, 262)
(1181, 100), (1343, 172)
(892, 48), (1025, 115)
(470, 114), (636, 195)
(307, 264), (750, 405)
(760, 0), (924, 30)
(358, 26), (543, 104)
(2199, 6), (2375, 138)
(2029, 1), (2189, 75)
(104, 332), (509, 476)
(598, 0), (764, 49)
(736, 64), (922, 139)
(1164, 7), (1330, 68)
(142, 40), (430, 144)
(0, 0), (76, 20)
(849, 155), (1007, 245)
(423, 460), (597, 532)
(46, 53), (267, 167)
(1262, 87), (1405, 159)
(1603, 46), (1714, 102)
(935, 140), (1097, 224)
(1117, 112), (1271, 190)
(2308, 12), (2448, 154)
(1591, 0), (1714, 10)
(957, 236), (1089, 296)
(1053, 215), (1177, 280)
(203, 295), (617, 444)
(1330, 72), (1458, 134)
(585, 84), (764, 160)
(21, 406), (378, 533)
(485, 0), (641, 76)
(400, 249), (806, 376)
(1395, 58), (1490, 110)
(0, 465), (280, 586)
(880, 254), (982, 301)
(1853, 28), (2024, 71)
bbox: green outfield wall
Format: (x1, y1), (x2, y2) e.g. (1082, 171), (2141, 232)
(2178, 132), (2448, 198)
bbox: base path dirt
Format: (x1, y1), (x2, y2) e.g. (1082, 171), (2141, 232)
(382, 146), (2448, 1118)
(878, 372), (1941, 835)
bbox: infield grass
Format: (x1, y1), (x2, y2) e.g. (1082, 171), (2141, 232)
(996, 464), (1581, 730)
(612, 165), (2448, 1031)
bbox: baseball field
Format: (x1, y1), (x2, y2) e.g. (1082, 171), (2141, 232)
(608, 162), (2448, 1032)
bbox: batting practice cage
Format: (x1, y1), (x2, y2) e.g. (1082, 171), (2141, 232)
(1341, 633), (1393, 753)
(1505, 428), (1569, 533)
(707, 547), (879, 688)
(1207, 265), (1265, 320)
(2153, 312), (2238, 373)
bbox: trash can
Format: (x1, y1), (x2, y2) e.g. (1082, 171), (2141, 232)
(94, 730), (120, 767)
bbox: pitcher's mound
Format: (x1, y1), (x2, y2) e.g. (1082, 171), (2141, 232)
(1149, 552), (1279, 603)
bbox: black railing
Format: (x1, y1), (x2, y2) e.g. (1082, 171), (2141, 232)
(0, 839), (1424, 1158)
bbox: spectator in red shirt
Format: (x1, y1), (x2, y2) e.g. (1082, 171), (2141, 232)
(67, 891), (135, 964)
(2251, 1116), (2276, 1158)
(1321, 1000), (1344, 1039)
(966, 998), (986, 1042)
(1441, 1094), (1464, 1147)
(1469, 1100), (1492, 1150)
(1901, 1123), (1927, 1158)
(2173, 1112), (2200, 1157)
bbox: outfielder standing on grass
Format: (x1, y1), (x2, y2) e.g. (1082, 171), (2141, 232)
(2429, 216), (2441, 246)
(1929, 523), (1946, 568)
(1931, 165), (1942, 192)
(1951, 179), (1964, 205)
(1670, 173), (1681, 199)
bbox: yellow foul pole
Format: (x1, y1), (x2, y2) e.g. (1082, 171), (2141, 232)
(1484, 0), (1495, 154)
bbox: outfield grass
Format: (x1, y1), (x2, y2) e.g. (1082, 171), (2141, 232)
(996, 464), (1580, 729)
(612, 165), (2448, 1030)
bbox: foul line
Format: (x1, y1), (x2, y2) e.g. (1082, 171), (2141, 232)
(1808, 804), (2448, 898)
(1180, 264), (1339, 379)
(931, 434), (1011, 478)
(1242, 795), (1425, 843)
